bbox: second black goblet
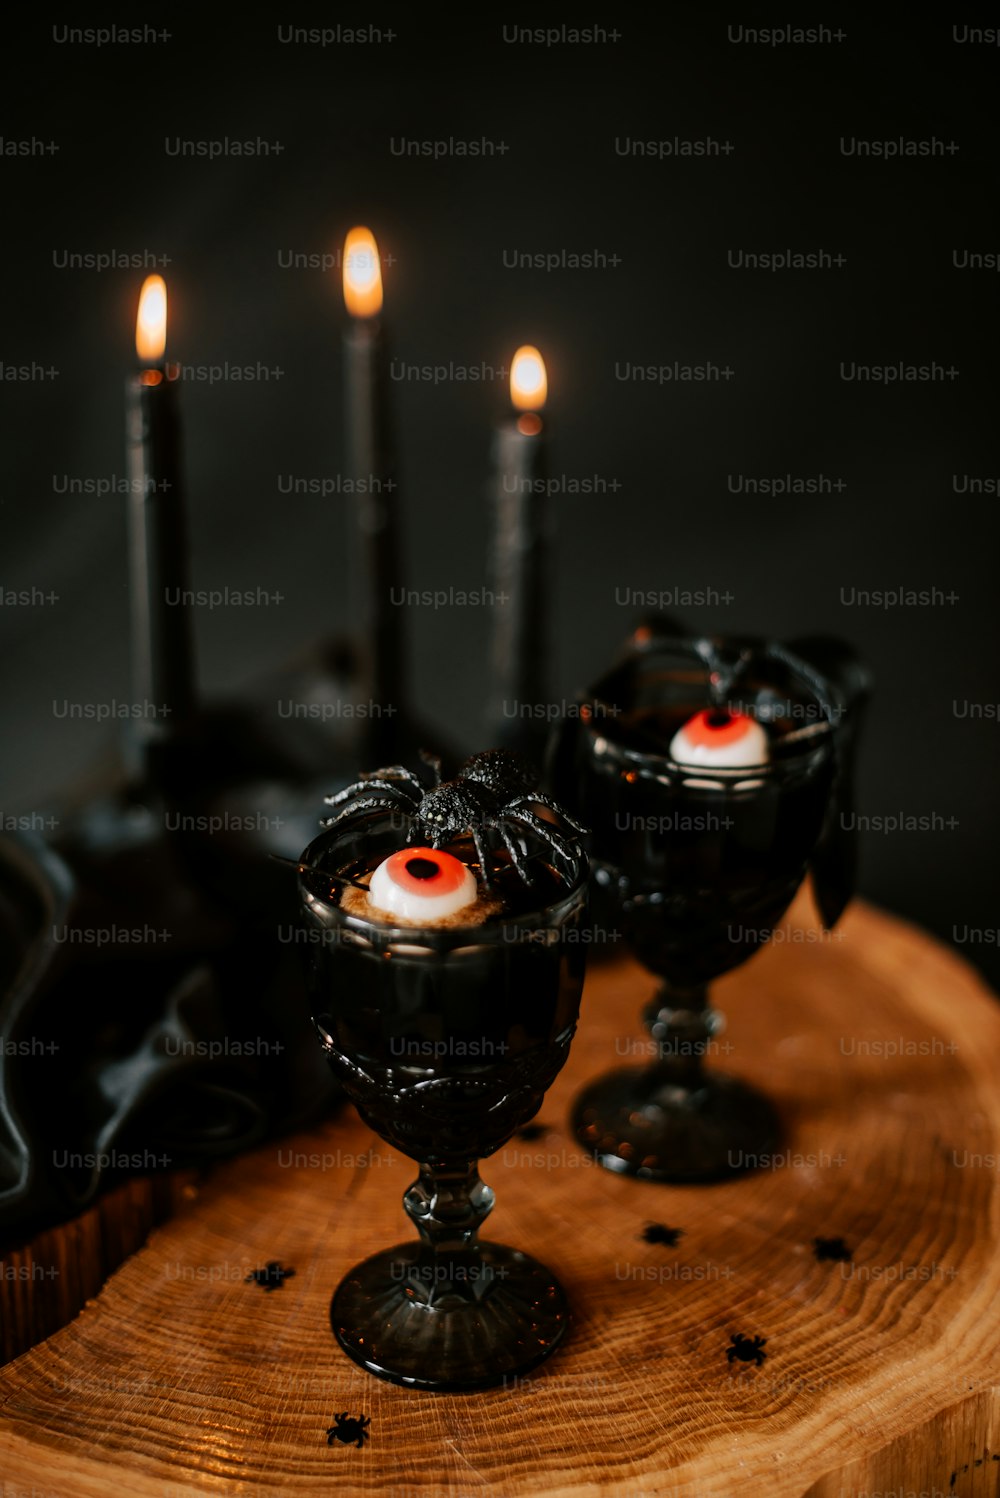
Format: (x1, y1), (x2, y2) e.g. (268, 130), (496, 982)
(551, 620), (868, 1183)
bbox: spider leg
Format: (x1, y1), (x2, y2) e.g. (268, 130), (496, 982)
(488, 817), (537, 886)
(469, 824), (494, 887)
(418, 748), (443, 786)
(324, 776), (422, 809)
(506, 793), (589, 837)
(365, 765), (428, 796)
(320, 793), (414, 832)
(322, 777), (374, 807)
(505, 808), (580, 866)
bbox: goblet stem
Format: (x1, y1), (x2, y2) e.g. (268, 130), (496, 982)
(401, 1160), (498, 1305)
(332, 1155), (570, 1385)
(573, 980), (781, 1180)
(642, 984), (718, 1090)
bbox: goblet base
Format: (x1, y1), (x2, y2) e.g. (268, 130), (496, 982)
(331, 1240), (570, 1391)
(572, 1066), (782, 1183)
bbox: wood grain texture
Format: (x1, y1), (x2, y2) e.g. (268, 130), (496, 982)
(0, 891), (998, 1498)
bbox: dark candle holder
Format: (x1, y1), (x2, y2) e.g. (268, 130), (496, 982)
(299, 807), (588, 1391)
(551, 618), (869, 1183)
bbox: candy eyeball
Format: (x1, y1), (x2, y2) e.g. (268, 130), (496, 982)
(669, 709), (770, 768)
(367, 846), (478, 923)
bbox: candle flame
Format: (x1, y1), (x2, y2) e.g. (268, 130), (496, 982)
(510, 346), (547, 412)
(343, 226), (383, 318)
(135, 275), (167, 363)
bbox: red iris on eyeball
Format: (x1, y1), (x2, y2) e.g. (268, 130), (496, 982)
(669, 709), (770, 768)
(368, 846), (478, 922)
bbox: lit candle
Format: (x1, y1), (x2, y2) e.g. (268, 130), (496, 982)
(341, 226), (403, 748)
(488, 345), (549, 756)
(125, 274), (196, 789)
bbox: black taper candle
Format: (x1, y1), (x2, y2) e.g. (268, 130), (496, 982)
(342, 227), (404, 752)
(488, 345), (550, 760)
(124, 275), (196, 790)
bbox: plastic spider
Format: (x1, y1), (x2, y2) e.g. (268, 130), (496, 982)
(321, 749), (587, 888)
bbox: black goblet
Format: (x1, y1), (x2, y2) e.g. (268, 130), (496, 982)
(298, 810), (588, 1391)
(551, 619), (869, 1183)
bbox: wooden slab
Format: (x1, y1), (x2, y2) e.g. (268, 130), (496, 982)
(1, 892), (999, 1497)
